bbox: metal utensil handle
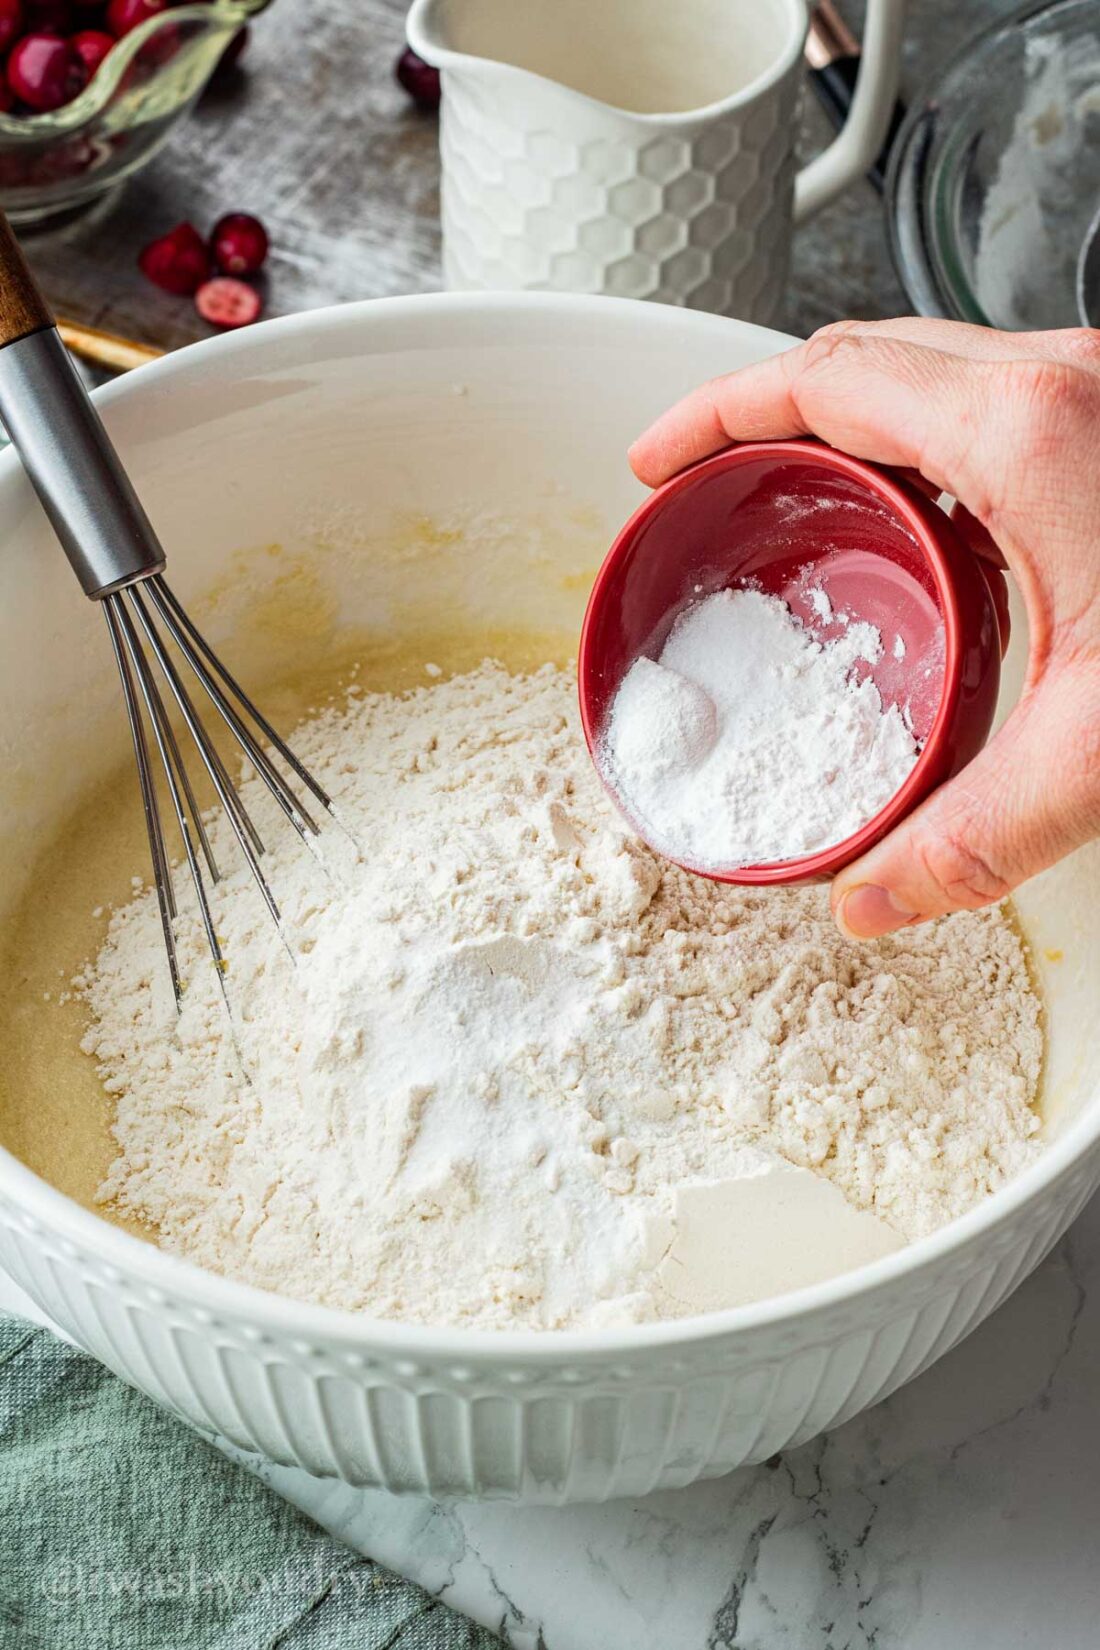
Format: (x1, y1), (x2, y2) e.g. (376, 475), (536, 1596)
(0, 211), (166, 599)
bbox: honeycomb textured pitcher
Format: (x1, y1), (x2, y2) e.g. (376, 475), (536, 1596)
(407, 0), (905, 321)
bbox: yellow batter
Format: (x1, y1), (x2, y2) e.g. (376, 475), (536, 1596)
(0, 623), (575, 1233)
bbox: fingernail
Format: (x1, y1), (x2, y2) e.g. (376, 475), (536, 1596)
(835, 884), (917, 940)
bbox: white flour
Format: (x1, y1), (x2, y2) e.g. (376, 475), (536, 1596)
(601, 589), (919, 870)
(80, 662), (1042, 1330)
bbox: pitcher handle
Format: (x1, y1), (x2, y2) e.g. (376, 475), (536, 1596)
(794, 0), (907, 223)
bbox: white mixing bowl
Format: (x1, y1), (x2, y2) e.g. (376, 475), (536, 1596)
(0, 294), (1097, 1503)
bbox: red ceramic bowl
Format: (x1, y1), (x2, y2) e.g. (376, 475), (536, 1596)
(578, 439), (1004, 883)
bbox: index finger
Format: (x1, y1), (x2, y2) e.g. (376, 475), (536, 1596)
(628, 327), (998, 504)
(628, 316), (1088, 489)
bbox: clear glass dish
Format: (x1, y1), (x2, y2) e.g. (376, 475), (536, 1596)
(887, 0), (1100, 329)
(0, 0), (269, 225)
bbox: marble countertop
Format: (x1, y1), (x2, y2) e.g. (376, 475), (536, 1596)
(7, 0), (1099, 1644)
(4, 1189), (1098, 1650)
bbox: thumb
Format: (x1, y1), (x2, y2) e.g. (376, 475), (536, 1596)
(832, 665), (1100, 939)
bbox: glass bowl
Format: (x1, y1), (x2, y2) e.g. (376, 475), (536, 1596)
(0, 0), (270, 225)
(887, 0), (1100, 328)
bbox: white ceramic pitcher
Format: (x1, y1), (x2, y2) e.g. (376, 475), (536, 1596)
(407, 0), (906, 322)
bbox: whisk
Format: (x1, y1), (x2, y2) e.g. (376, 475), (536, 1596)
(0, 213), (332, 1006)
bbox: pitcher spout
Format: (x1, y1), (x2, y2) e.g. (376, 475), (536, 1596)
(407, 0), (814, 123)
(407, 0), (469, 75)
(407, 0), (585, 99)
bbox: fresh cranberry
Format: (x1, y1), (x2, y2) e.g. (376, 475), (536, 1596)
(0, 0), (23, 55)
(106, 0), (165, 36)
(7, 34), (87, 111)
(71, 29), (115, 77)
(210, 211), (268, 277)
(138, 221), (209, 295)
(195, 276), (262, 329)
(25, 0), (72, 32)
(0, 78), (14, 113)
(395, 47), (440, 111)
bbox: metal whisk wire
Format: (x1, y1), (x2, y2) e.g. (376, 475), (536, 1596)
(0, 210), (333, 1004)
(102, 575), (332, 1006)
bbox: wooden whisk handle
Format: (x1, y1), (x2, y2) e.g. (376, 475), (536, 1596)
(0, 211), (53, 350)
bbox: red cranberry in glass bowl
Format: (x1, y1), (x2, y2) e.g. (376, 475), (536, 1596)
(7, 33), (87, 112)
(0, 0), (271, 225)
(105, 0), (166, 36)
(70, 28), (115, 77)
(0, 0), (23, 55)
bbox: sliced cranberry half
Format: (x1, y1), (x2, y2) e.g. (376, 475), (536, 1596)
(195, 276), (263, 329)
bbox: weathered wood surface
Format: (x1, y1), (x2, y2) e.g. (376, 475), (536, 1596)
(15, 0), (1025, 350)
(21, 0), (442, 355)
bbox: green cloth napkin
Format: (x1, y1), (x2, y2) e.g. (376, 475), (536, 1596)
(0, 1314), (497, 1650)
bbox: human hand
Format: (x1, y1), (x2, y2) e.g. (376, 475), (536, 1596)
(628, 318), (1100, 939)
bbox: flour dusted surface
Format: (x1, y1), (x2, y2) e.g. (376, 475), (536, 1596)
(81, 662), (1043, 1330)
